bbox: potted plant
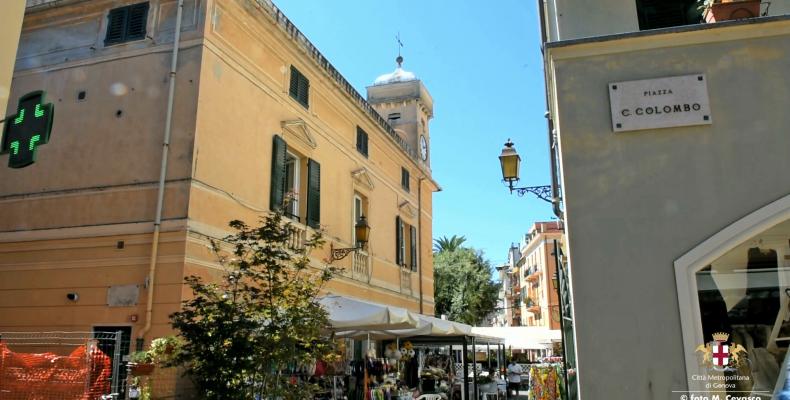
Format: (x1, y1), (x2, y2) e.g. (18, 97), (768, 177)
(700, 0), (761, 23)
(129, 351), (155, 376)
(476, 374), (496, 394)
(147, 336), (181, 365)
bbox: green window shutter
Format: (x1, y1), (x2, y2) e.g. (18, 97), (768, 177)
(410, 225), (417, 271)
(105, 7), (129, 45)
(356, 127), (369, 157)
(126, 2), (149, 41)
(289, 66), (310, 108)
(298, 74), (310, 107)
(269, 135), (287, 211)
(289, 66), (300, 99)
(395, 216), (405, 266)
(306, 159), (321, 228)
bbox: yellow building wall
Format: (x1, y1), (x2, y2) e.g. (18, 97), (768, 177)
(0, 0), (24, 133)
(0, 0), (202, 341)
(0, 0), (436, 349)
(185, 0), (435, 312)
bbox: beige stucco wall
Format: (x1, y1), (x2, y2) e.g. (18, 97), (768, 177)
(0, 0), (25, 134)
(547, 18), (790, 398)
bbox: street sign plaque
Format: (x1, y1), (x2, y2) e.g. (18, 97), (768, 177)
(608, 74), (712, 132)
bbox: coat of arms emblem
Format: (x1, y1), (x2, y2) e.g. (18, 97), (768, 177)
(695, 332), (748, 370)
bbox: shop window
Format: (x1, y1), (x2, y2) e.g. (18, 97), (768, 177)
(694, 221), (790, 395)
(289, 66), (310, 108)
(636, 0), (702, 30)
(105, 2), (149, 46)
(270, 135), (320, 228)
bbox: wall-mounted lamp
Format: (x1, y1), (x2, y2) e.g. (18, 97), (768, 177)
(499, 139), (553, 202)
(552, 271), (559, 290)
(328, 215), (370, 263)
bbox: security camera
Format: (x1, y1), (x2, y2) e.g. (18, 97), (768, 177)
(66, 292), (79, 302)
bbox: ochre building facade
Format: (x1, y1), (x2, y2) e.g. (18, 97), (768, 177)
(0, 0), (438, 356)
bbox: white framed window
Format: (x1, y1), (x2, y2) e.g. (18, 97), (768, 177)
(284, 152), (300, 220)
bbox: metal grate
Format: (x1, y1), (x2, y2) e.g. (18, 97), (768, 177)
(0, 331), (123, 400)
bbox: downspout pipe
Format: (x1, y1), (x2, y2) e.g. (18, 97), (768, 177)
(417, 177), (424, 314)
(138, 0), (185, 346)
(537, 0), (564, 220)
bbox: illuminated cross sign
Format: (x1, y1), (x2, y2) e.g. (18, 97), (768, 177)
(1, 91), (55, 168)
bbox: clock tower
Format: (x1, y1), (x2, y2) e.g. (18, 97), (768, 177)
(367, 56), (434, 168)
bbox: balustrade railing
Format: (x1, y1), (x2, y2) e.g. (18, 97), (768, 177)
(352, 251), (370, 282)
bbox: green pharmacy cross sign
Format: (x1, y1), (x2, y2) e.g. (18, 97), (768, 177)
(1, 91), (55, 168)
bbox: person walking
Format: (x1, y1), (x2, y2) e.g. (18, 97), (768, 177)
(506, 359), (523, 398)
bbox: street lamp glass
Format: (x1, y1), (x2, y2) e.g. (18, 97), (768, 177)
(499, 139), (521, 183)
(355, 215), (370, 247)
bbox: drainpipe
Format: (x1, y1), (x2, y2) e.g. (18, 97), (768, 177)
(138, 0), (185, 347)
(537, 0), (564, 220)
(417, 177), (424, 314)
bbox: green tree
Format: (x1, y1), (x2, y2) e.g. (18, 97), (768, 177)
(433, 246), (500, 325)
(433, 235), (467, 253)
(169, 212), (338, 400)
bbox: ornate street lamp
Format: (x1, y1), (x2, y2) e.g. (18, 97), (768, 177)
(329, 215), (370, 262)
(498, 139), (552, 203)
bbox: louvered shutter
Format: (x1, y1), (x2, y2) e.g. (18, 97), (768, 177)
(306, 159), (321, 228)
(289, 66), (300, 99)
(410, 225), (417, 271)
(395, 216), (405, 266)
(126, 2), (149, 41)
(269, 135), (287, 211)
(356, 127), (369, 157)
(297, 73), (309, 107)
(105, 7), (128, 45)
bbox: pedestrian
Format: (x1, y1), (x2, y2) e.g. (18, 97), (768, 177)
(506, 359), (523, 398)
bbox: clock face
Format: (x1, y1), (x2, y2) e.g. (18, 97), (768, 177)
(419, 135), (428, 161)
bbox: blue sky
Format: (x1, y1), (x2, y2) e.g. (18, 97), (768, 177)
(276, 1), (555, 268)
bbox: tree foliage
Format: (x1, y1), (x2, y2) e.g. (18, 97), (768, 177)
(433, 235), (467, 253)
(433, 245), (500, 326)
(169, 212), (338, 399)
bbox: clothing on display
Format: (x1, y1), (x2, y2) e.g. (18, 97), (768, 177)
(528, 365), (561, 400)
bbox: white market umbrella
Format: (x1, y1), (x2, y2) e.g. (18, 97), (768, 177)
(320, 295), (420, 331)
(334, 313), (473, 339)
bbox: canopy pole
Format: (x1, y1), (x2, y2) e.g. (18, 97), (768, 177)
(472, 336), (478, 400)
(487, 342), (491, 371)
(396, 337), (400, 376)
(462, 338), (469, 400)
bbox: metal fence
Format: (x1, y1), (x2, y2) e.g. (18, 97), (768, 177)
(0, 331), (123, 400)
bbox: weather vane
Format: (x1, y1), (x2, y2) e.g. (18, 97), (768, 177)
(396, 32), (403, 67)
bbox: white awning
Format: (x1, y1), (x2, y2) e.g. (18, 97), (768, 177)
(334, 313), (473, 339)
(320, 295), (420, 331)
(471, 326), (560, 350)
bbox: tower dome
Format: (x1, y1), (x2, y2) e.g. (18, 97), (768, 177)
(373, 56), (417, 86)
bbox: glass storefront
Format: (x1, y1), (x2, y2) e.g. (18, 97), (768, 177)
(695, 219), (790, 396)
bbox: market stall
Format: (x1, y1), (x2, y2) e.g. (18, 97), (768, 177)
(334, 317), (506, 400)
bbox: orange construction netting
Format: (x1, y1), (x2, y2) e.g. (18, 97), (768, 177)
(0, 343), (112, 400)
